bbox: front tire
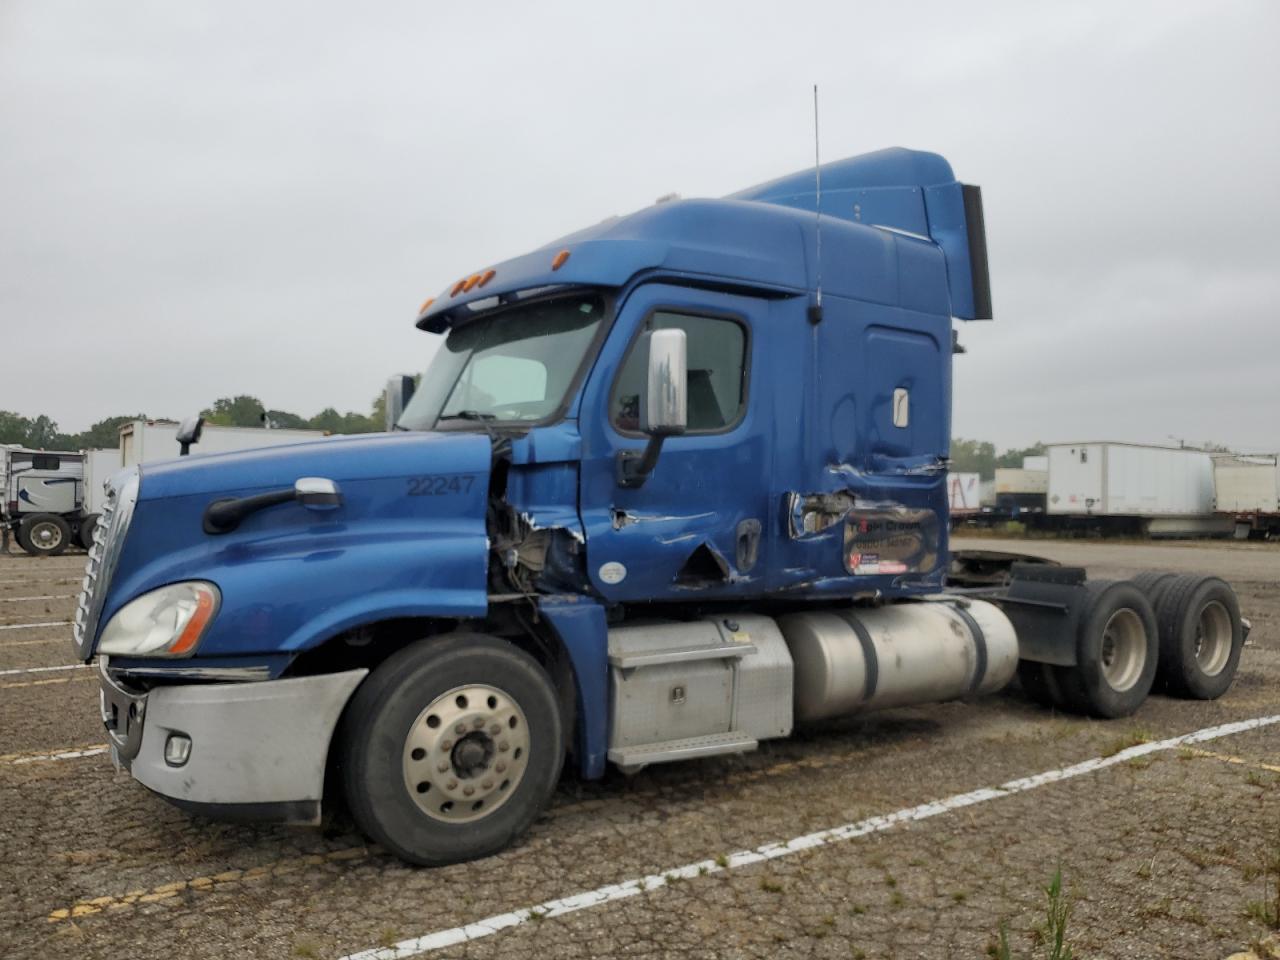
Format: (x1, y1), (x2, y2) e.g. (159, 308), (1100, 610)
(17, 514), (71, 556)
(339, 633), (564, 866)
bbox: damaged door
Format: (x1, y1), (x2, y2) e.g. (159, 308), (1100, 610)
(577, 284), (771, 601)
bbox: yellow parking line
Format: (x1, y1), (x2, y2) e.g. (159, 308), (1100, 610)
(47, 846), (377, 921)
(1182, 746), (1280, 775)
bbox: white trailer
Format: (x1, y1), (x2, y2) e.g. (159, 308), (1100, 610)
(118, 420), (325, 468)
(1212, 454), (1280, 538)
(1046, 442), (1229, 536)
(947, 472), (982, 514)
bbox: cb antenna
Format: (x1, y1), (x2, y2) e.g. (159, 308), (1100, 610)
(809, 83), (824, 324)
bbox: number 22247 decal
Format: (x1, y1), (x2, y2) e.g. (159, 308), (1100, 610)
(406, 474), (477, 496)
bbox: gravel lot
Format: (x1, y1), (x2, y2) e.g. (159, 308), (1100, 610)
(1, 537), (1277, 960)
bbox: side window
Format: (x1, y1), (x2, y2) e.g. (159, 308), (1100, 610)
(612, 311), (747, 433)
(32, 454), (60, 470)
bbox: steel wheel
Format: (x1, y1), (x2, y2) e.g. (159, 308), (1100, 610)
(30, 519), (64, 551)
(401, 683), (530, 824)
(1099, 608), (1146, 692)
(1193, 600), (1232, 677)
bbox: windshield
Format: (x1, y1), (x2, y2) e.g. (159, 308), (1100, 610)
(398, 293), (606, 430)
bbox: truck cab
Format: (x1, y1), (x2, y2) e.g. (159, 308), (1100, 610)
(76, 148), (1243, 865)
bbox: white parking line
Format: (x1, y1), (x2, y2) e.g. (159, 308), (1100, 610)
(0, 621), (72, 630)
(0, 595), (75, 602)
(0, 663), (90, 677)
(341, 714), (1280, 960)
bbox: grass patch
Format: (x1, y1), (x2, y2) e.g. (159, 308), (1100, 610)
(759, 877), (783, 893)
(1102, 729), (1154, 757)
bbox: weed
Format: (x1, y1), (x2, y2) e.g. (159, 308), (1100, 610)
(952, 890), (968, 903)
(1243, 825), (1280, 930)
(851, 949), (867, 960)
(714, 853), (729, 869)
(529, 908), (547, 923)
(1246, 769), (1266, 787)
(292, 942), (319, 959)
(822, 914), (836, 926)
(376, 929), (401, 949)
(990, 868), (1073, 960)
(1136, 860), (1152, 880)
(697, 864), (708, 876)
(759, 877), (783, 893)
(884, 874), (898, 889)
(1127, 756), (1153, 771)
(890, 891), (905, 909)
(849, 903), (867, 916)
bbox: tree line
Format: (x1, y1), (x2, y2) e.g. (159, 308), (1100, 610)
(949, 439), (1048, 480)
(0, 392), (386, 451)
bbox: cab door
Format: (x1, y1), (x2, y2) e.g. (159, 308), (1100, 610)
(577, 283), (772, 602)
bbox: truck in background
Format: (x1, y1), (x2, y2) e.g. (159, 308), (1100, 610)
(73, 148), (1249, 867)
(1213, 454), (1280, 539)
(1046, 442), (1232, 537)
(1, 445), (89, 554)
(994, 458), (1049, 523)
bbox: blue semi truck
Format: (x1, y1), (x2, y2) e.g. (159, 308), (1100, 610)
(76, 149), (1245, 865)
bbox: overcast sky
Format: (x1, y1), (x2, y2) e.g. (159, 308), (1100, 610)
(3, 1), (1277, 451)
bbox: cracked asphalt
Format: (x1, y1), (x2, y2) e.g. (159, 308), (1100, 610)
(1, 536), (1277, 960)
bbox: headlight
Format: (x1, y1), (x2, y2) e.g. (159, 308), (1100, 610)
(97, 582), (220, 658)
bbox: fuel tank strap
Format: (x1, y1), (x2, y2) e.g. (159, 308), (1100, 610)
(947, 602), (988, 694)
(844, 613), (878, 702)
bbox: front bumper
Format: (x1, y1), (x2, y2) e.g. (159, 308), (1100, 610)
(100, 661), (367, 823)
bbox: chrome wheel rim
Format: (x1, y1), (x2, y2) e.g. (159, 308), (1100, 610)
(401, 684), (530, 824)
(1194, 601), (1232, 677)
(31, 521), (63, 550)
(1100, 608), (1146, 692)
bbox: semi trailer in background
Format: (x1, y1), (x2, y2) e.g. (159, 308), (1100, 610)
(74, 148), (1248, 867)
(1046, 442), (1231, 537)
(1213, 454), (1280, 539)
(946, 471), (981, 517)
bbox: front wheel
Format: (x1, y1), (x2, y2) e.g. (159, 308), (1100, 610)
(339, 633), (565, 866)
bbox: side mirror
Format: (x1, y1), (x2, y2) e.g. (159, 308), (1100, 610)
(617, 328), (687, 488)
(176, 416), (205, 456)
(639, 329), (688, 437)
(384, 375), (417, 431)
(295, 477), (342, 510)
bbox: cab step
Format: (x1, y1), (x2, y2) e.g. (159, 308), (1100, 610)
(607, 730), (758, 773)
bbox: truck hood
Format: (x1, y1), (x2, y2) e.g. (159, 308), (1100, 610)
(138, 430), (485, 500)
(95, 430), (494, 661)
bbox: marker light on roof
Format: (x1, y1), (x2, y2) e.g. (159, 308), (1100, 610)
(418, 297), (435, 314)
(551, 249), (570, 270)
(451, 279), (467, 296)
(479, 269), (496, 287)
(462, 273), (482, 292)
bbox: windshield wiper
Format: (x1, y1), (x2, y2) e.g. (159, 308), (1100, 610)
(438, 410), (498, 422)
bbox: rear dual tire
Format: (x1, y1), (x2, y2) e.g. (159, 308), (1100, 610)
(1052, 580), (1159, 718)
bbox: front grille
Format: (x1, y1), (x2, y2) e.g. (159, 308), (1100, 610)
(73, 470), (139, 660)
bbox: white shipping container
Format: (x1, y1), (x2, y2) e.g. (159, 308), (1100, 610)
(995, 468), (1048, 495)
(1022, 456), (1049, 472)
(1213, 455), (1280, 514)
(1047, 443), (1215, 517)
(947, 472), (982, 513)
(118, 420), (327, 468)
